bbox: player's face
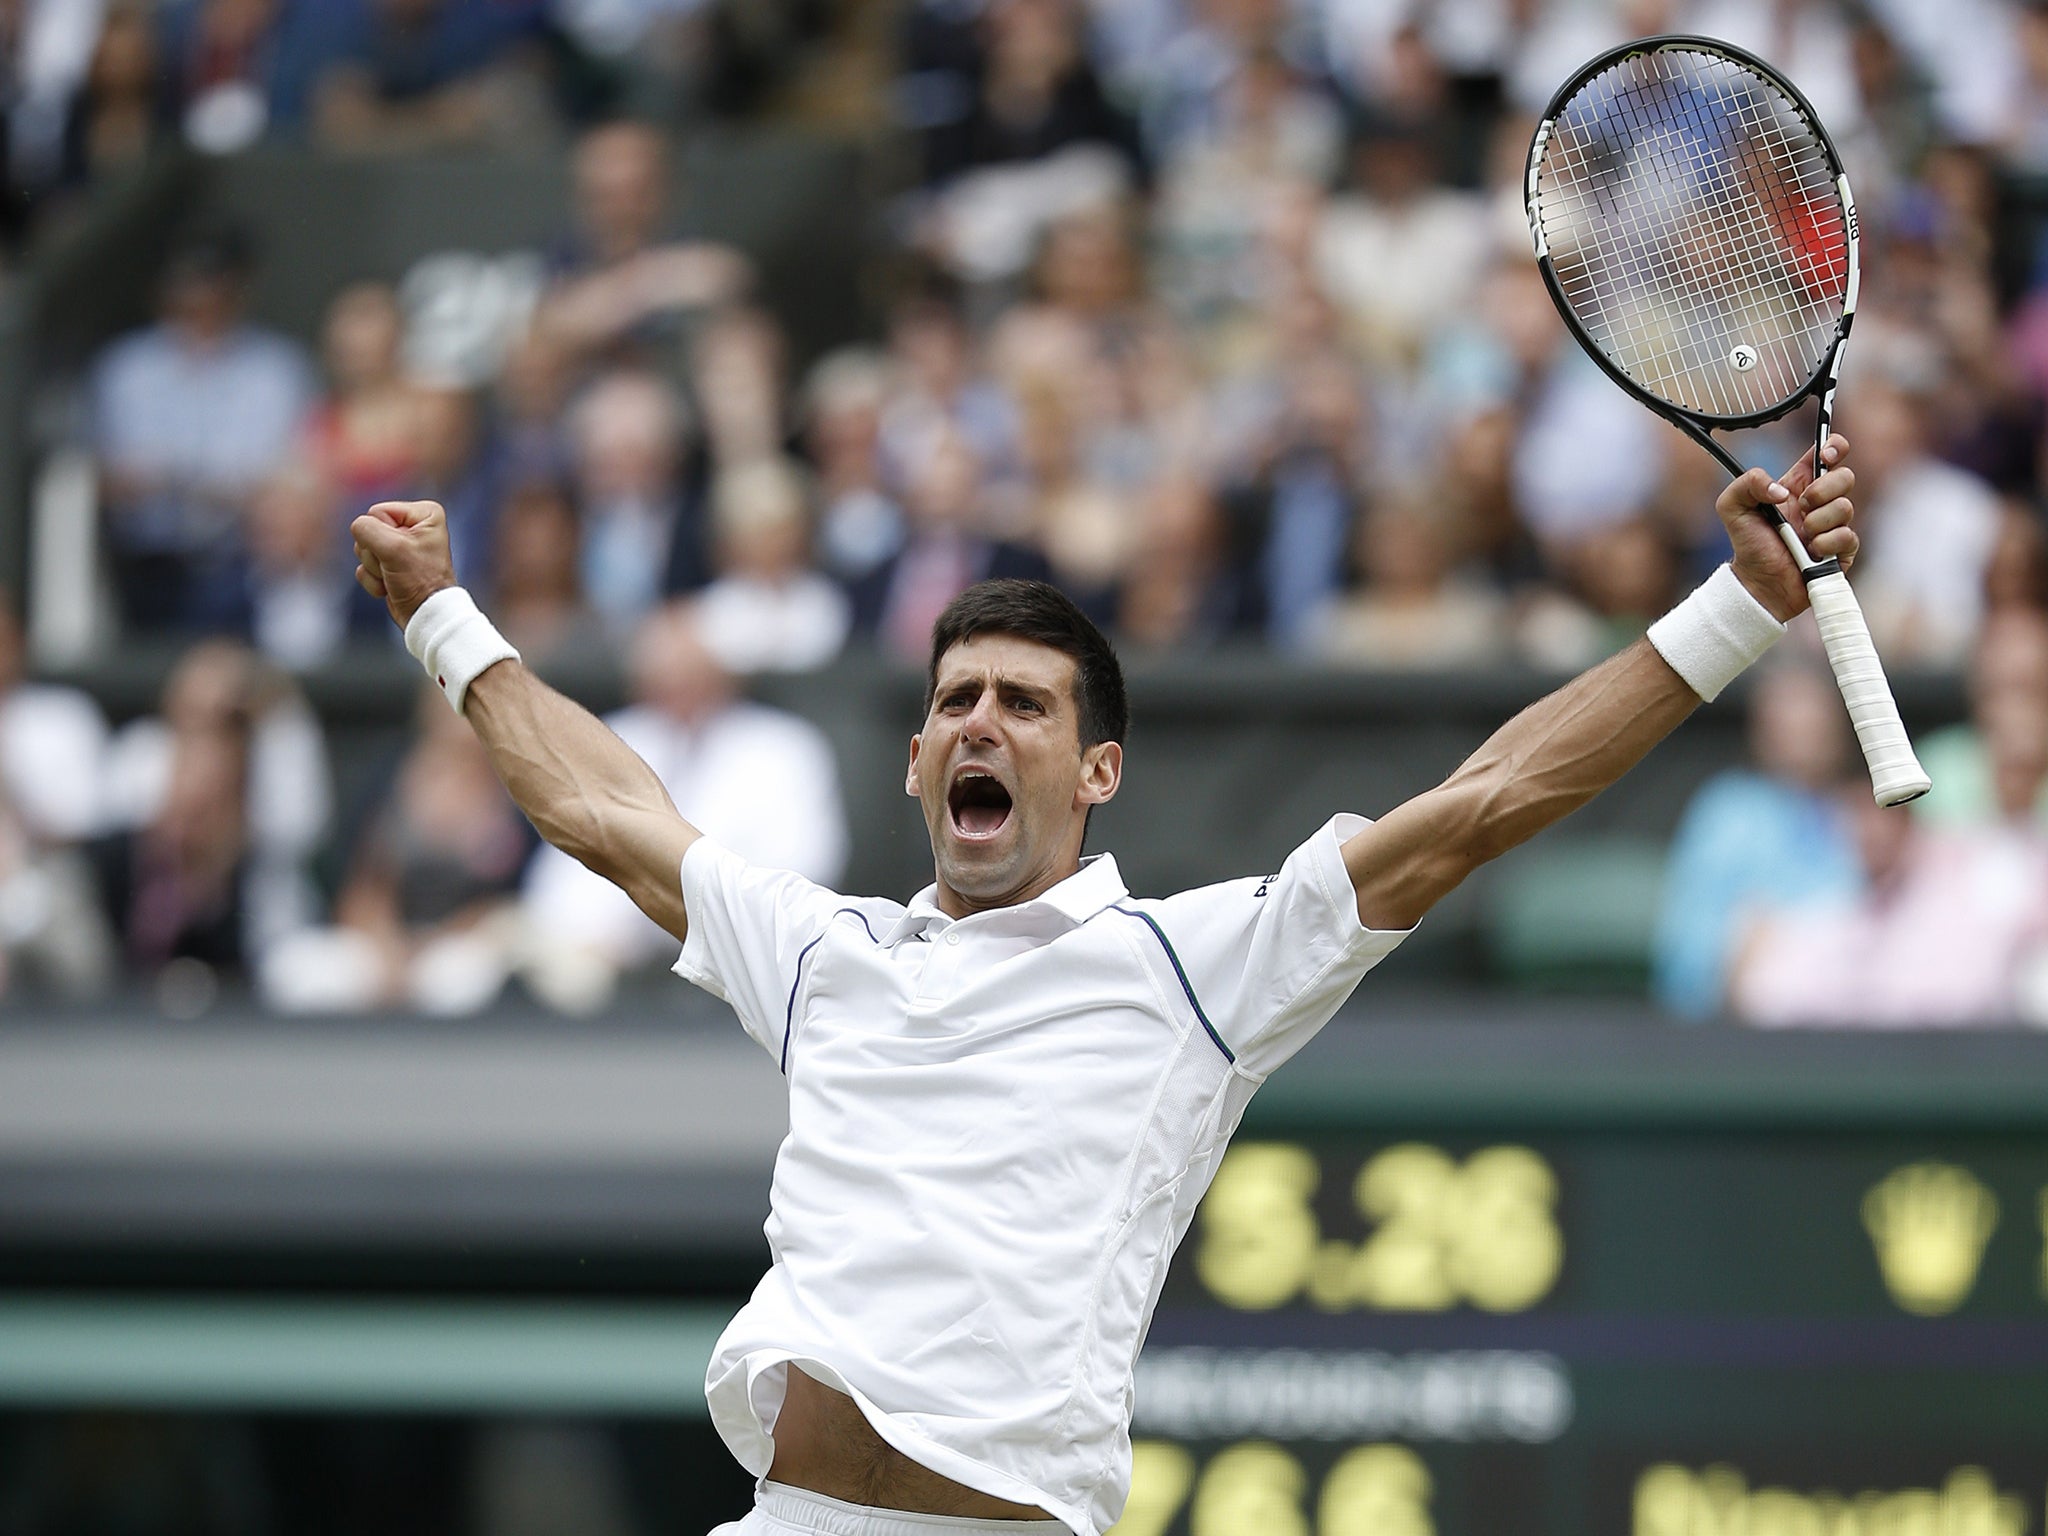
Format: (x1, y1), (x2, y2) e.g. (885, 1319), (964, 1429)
(908, 635), (1121, 916)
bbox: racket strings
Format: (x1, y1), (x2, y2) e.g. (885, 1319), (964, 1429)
(1554, 64), (1837, 404)
(1561, 76), (1829, 409)
(1535, 48), (1847, 419)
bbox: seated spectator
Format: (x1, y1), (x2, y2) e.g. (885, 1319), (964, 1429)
(489, 479), (603, 662)
(1315, 114), (1494, 369)
(1223, 347), (1371, 649)
(1110, 473), (1213, 647)
(1841, 376), (2002, 666)
(60, 1), (170, 192)
(91, 226), (315, 635)
(303, 281), (421, 506)
(1730, 787), (2048, 1029)
(158, 0), (289, 154)
(567, 367), (705, 627)
(1313, 495), (1508, 667)
(309, 0), (552, 156)
(1914, 606), (2048, 830)
(879, 278), (1021, 497)
(265, 686), (532, 1013)
(102, 640), (331, 950)
(90, 703), (258, 1003)
(1150, 47), (1343, 326)
(1653, 661), (1863, 1020)
(245, 463), (373, 668)
(854, 424), (1052, 660)
(912, 0), (1145, 284)
(519, 603), (846, 1004)
(533, 119), (749, 369)
(801, 347), (905, 586)
(690, 305), (788, 472)
(915, 0), (1142, 191)
(0, 594), (114, 998)
(695, 457), (850, 673)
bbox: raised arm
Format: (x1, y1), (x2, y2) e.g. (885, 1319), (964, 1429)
(1344, 440), (1858, 931)
(351, 500), (697, 943)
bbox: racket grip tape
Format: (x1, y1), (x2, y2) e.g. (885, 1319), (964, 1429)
(1805, 569), (1932, 806)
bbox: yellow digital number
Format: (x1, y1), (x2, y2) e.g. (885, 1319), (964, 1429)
(1197, 1145), (1321, 1311)
(1189, 1443), (1309, 1536)
(1108, 1442), (1196, 1536)
(1319, 1444), (1435, 1536)
(1446, 1146), (1564, 1313)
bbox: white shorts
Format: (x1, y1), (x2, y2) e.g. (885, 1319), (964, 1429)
(710, 1482), (1071, 1536)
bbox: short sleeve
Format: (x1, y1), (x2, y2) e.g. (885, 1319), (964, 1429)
(673, 837), (848, 1062)
(1148, 814), (1412, 1079)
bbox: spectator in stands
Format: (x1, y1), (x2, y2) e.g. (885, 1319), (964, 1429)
(1149, 46), (1342, 326)
(304, 281), (421, 509)
(534, 118), (749, 369)
(855, 423), (1051, 659)
(696, 457), (850, 673)
(690, 305), (788, 472)
(58, 1), (169, 192)
(92, 225), (315, 635)
(1730, 778), (2048, 1028)
(1223, 346), (1371, 649)
(244, 462), (368, 667)
(879, 279), (1020, 497)
(1313, 493), (1507, 667)
(912, 0), (1144, 284)
(1654, 660), (1862, 1020)
(1116, 472), (1242, 650)
(802, 347), (905, 587)
(102, 640), (330, 953)
(567, 366), (704, 625)
(0, 0), (105, 238)
(308, 0), (552, 155)
(158, 0), (290, 154)
(1914, 605), (2048, 830)
(518, 602), (845, 1006)
(90, 693), (264, 1000)
(0, 593), (114, 997)
(1841, 375), (2003, 665)
(489, 478), (603, 662)
(1315, 114), (1493, 369)
(266, 685), (532, 1013)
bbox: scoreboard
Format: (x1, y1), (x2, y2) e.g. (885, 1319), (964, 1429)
(1113, 1028), (2048, 1536)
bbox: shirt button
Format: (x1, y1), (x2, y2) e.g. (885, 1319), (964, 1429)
(946, 931), (961, 945)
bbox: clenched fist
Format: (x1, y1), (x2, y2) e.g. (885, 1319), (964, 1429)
(352, 500), (457, 629)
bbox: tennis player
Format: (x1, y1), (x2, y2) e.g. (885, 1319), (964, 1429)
(353, 439), (1857, 1536)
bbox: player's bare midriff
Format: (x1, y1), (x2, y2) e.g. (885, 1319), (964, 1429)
(768, 1366), (1056, 1521)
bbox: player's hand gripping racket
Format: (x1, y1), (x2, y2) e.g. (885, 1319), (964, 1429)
(1525, 34), (1930, 806)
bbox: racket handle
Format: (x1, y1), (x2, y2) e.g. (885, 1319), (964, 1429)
(1805, 568), (1931, 806)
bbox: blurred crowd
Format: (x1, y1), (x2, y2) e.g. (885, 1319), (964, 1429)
(7, 0), (2048, 1019)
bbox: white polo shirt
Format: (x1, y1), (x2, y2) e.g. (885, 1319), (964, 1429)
(674, 813), (1411, 1536)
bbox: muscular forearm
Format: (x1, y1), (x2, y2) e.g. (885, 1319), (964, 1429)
(1345, 640), (1697, 929)
(462, 661), (697, 938)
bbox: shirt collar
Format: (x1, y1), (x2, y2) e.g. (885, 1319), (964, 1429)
(884, 853), (1130, 943)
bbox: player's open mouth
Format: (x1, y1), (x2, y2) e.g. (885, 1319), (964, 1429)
(948, 769), (1014, 840)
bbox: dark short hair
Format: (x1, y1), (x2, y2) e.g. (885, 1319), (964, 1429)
(925, 580), (1128, 748)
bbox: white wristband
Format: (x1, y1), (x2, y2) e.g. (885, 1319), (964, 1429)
(405, 587), (520, 714)
(1646, 563), (1785, 702)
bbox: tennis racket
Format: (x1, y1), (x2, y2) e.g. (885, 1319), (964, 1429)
(1525, 34), (1930, 806)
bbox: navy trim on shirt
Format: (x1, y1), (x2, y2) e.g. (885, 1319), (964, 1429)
(1113, 904), (1235, 1064)
(781, 907), (881, 1074)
